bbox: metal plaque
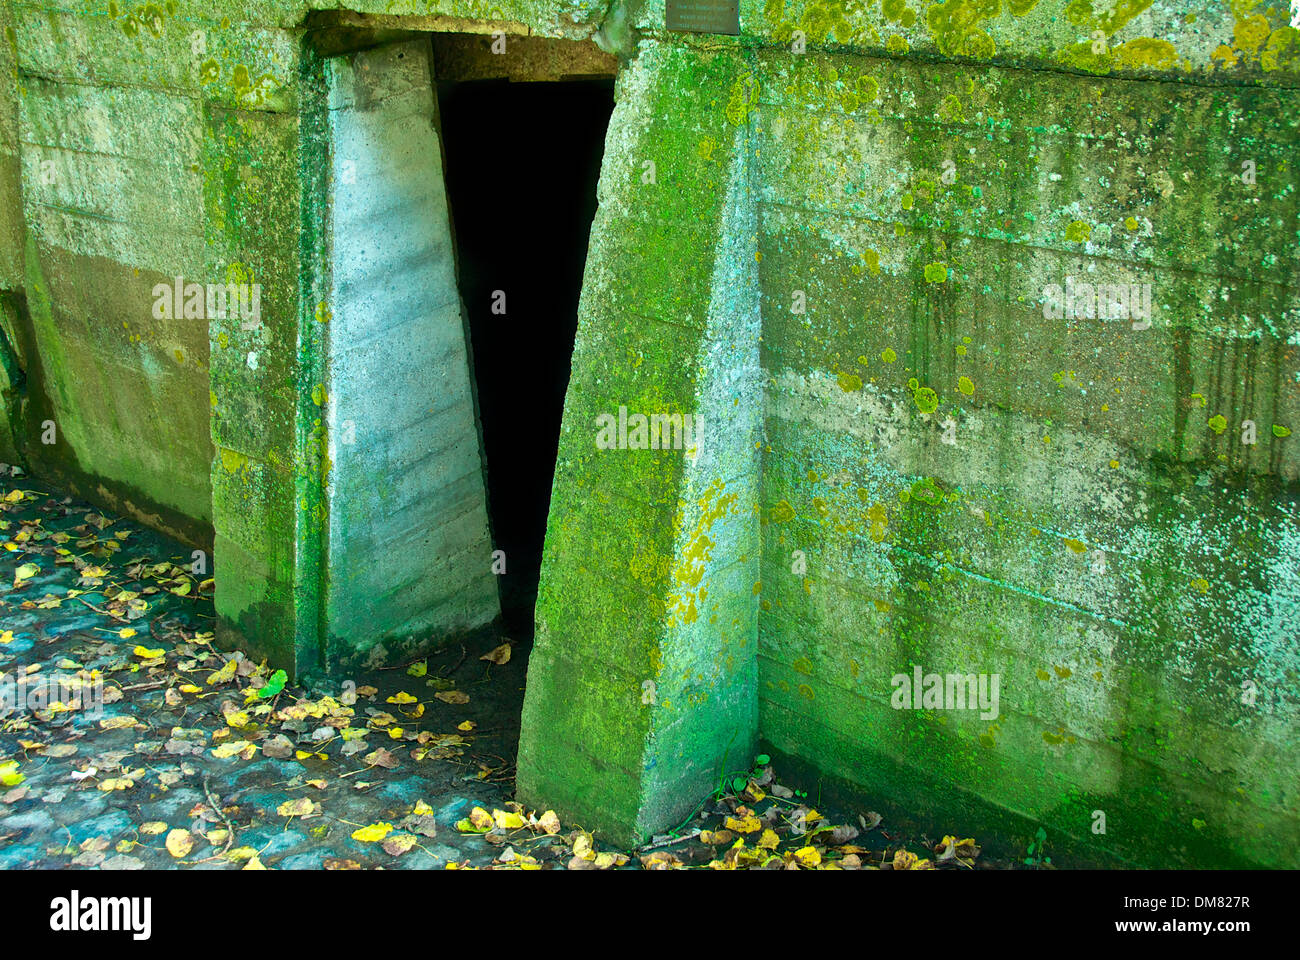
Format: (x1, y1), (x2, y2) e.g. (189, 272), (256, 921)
(665, 0), (740, 35)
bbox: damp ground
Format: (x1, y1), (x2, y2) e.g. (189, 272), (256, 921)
(0, 474), (1039, 870)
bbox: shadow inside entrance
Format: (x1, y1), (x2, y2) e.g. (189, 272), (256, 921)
(436, 78), (615, 638)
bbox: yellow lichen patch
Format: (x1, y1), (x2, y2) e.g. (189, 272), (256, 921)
(837, 371), (863, 392)
(219, 447), (248, 475)
(923, 262), (948, 283)
(867, 502), (888, 543)
(1065, 220), (1091, 242)
(957, 376), (974, 396)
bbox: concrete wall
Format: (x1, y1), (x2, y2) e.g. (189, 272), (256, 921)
(752, 45), (1299, 868)
(520, 0), (1299, 866)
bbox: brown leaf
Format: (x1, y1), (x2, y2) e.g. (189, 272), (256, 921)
(434, 690), (470, 705)
(479, 643), (512, 665)
(363, 748), (401, 769)
(381, 833), (419, 856)
(263, 734), (295, 759)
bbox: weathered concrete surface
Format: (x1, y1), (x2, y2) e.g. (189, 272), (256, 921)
(516, 40), (764, 847)
(751, 42), (1298, 868)
(323, 40), (499, 667)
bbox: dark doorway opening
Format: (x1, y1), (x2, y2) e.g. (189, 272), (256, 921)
(437, 78), (615, 635)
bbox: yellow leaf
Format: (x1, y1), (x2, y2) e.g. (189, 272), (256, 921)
(97, 778), (134, 791)
(351, 822), (394, 842)
(276, 797), (315, 817)
(224, 710), (252, 727)
(243, 855), (267, 870)
(139, 821), (168, 835)
(165, 829), (194, 858)
(98, 716), (138, 730)
(132, 645), (163, 658)
(0, 630), (12, 644)
(724, 815), (761, 834)
(119, 628), (138, 640)
(493, 809), (526, 830)
(413, 800), (436, 816)
(179, 684), (202, 694)
(469, 807), (494, 830)
(406, 660), (427, 677)
(758, 828), (780, 850)
(211, 740), (256, 759)
(457, 720), (476, 732)
(386, 691), (418, 704)
(388, 727), (405, 740)
(793, 846), (821, 867)
(0, 760), (24, 787)
(206, 659), (237, 685)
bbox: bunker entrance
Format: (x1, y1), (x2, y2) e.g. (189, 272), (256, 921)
(437, 76), (615, 634)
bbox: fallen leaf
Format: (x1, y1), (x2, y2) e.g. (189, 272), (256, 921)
(480, 643), (511, 665)
(165, 829), (193, 858)
(352, 822), (394, 842)
(363, 748), (400, 769)
(381, 833), (419, 856)
(276, 797), (316, 818)
(493, 809), (526, 830)
(537, 810), (562, 835)
(434, 690), (470, 705)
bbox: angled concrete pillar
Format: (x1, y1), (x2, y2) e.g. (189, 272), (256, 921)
(517, 40), (763, 846)
(211, 38), (498, 677)
(321, 40), (499, 669)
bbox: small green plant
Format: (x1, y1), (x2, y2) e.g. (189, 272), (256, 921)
(1024, 826), (1051, 866)
(719, 752), (771, 797)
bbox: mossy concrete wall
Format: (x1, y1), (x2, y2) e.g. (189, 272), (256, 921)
(521, 0), (1299, 865)
(0, 0), (1296, 864)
